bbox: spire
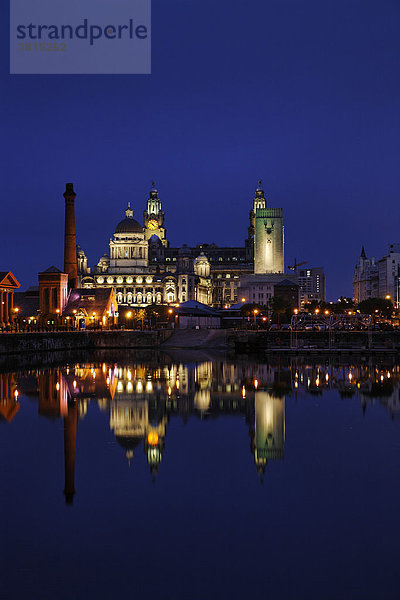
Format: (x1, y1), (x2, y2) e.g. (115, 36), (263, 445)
(257, 179), (263, 192)
(360, 245), (366, 259)
(125, 202), (133, 219)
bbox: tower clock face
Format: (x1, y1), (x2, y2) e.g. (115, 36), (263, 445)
(148, 219), (158, 230)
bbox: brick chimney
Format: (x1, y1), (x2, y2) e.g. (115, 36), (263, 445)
(63, 183), (78, 289)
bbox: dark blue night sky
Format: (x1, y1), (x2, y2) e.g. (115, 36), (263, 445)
(2, 0), (399, 298)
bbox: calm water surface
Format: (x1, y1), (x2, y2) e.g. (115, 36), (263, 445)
(1, 353), (400, 600)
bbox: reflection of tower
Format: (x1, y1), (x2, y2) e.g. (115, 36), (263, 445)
(0, 373), (19, 422)
(144, 427), (165, 478)
(63, 183), (78, 289)
(64, 399), (78, 505)
(253, 392), (285, 477)
(38, 371), (68, 418)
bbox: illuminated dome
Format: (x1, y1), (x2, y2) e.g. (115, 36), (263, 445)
(115, 202), (143, 234)
(115, 217), (143, 234)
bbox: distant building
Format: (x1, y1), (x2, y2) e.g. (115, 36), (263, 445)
(353, 247), (378, 303)
(239, 273), (298, 307)
(298, 267), (326, 305)
(377, 244), (400, 304)
(239, 182), (298, 307)
(353, 244), (400, 306)
(274, 279), (300, 311)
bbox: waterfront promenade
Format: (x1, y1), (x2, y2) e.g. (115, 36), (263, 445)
(1, 328), (400, 355)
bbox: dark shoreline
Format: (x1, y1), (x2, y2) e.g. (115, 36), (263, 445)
(0, 329), (400, 371)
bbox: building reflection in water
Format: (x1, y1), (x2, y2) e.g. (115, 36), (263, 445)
(8, 357), (400, 504)
(0, 372), (19, 422)
(253, 393), (285, 478)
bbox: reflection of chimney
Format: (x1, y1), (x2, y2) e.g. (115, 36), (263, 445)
(63, 183), (77, 289)
(63, 400), (78, 505)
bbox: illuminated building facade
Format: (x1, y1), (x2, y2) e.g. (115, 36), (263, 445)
(239, 183), (298, 307)
(0, 271), (21, 326)
(76, 181), (295, 309)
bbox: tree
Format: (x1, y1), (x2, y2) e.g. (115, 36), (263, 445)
(240, 303), (264, 317)
(145, 303), (171, 328)
(268, 296), (290, 324)
(358, 298), (394, 319)
(134, 308), (147, 329)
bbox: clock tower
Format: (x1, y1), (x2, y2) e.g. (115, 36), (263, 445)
(143, 182), (168, 247)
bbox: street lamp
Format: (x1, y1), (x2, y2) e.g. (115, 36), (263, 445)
(253, 308), (259, 329)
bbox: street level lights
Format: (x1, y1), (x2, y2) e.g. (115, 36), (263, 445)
(253, 309), (259, 329)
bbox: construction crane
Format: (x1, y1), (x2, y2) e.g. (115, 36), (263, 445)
(288, 258), (308, 272)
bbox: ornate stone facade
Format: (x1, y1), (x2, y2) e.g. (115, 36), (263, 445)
(77, 182), (285, 309)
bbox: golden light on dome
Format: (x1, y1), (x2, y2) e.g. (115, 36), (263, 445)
(148, 431), (159, 447)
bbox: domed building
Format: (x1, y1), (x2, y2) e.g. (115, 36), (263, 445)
(78, 187), (213, 308)
(77, 182), (298, 310)
(109, 203), (149, 272)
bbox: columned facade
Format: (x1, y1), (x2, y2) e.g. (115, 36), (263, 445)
(0, 272), (21, 326)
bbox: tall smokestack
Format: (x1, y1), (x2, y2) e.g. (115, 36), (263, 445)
(63, 183), (77, 289)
